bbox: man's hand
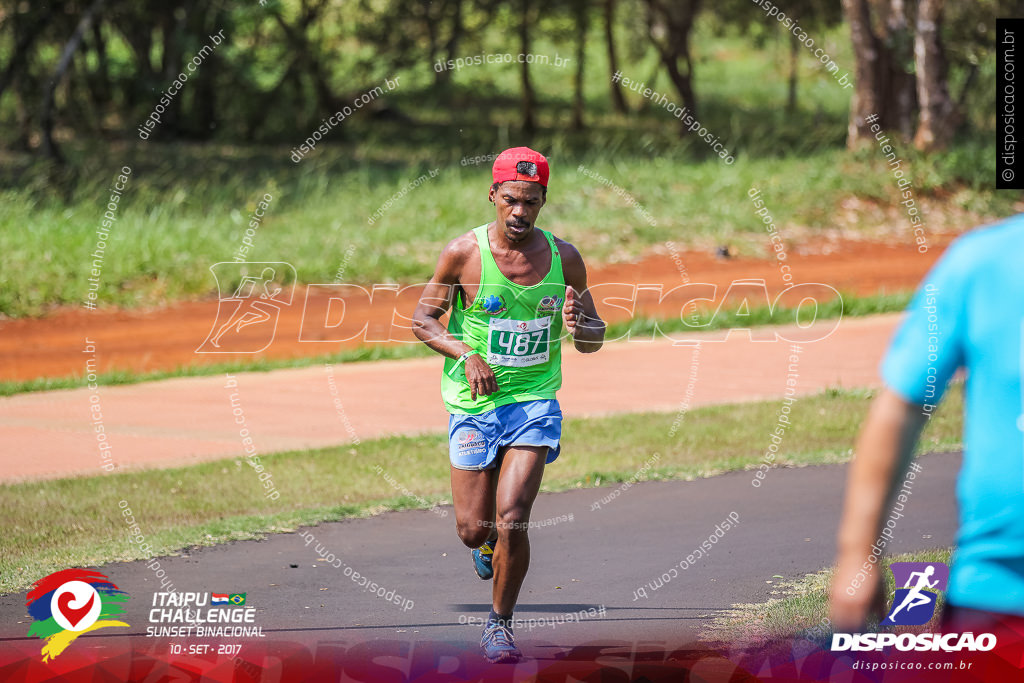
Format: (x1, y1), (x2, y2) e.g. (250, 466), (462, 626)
(562, 285), (585, 336)
(829, 554), (888, 631)
(829, 390), (927, 632)
(465, 354), (498, 400)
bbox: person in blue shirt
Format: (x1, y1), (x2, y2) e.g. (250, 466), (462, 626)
(830, 213), (1024, 630)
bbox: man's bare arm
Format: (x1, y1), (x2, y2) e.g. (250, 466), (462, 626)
(411, 237), (498, 400)
(412, 238), (473, 359)
(559, 241), (605, 353)
(829, 389), (930, 630)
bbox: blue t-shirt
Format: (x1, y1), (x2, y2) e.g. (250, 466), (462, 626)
(882, 213), (1024, 615)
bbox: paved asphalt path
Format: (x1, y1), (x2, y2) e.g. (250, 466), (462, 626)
(0, 451), (960, 659)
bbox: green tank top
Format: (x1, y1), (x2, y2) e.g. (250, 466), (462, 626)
(441, 224), (565, 414)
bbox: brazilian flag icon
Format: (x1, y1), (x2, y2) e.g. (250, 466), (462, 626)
(228, 593), (246, 606)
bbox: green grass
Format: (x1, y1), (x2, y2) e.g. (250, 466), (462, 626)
(0, 290), (911, 396)
(1, 22), (1013, 319)
(703, 548), (953, 646)
(0, 384), (963, 595)
(3, 143), (1008, 320)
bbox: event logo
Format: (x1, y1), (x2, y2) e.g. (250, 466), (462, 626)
(830, 561), (996, 653)
(197, 262), (296, 353)
(25, 569), (130, 661)
(537, 295), (563, 313)
(148, 591), (265, 638)
(478, 293), (507, 315)
(883, 562), (949, 626)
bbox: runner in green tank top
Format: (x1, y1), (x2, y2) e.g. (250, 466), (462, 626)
(439, 223), (566, 414)
(413, 147), (606, 663)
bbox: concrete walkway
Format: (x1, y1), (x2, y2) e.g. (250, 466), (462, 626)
(0, 314), (901, 481)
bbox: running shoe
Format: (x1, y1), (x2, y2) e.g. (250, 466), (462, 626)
(480, 619), (521, 663)
(472, 539), (496, 580)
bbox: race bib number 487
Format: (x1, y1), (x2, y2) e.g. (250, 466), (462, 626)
(487, 317), (551, 367)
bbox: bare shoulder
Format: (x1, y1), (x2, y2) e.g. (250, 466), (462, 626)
(443, 229), (479, 261)
(434, 229), (479, 281)
(551, 235), (587, 278)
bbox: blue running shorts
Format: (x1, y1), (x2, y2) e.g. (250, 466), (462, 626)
(448, 399), (562, 471)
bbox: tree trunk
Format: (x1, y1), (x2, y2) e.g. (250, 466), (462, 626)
(0, 10), (50, 102)
(72, 49), (100, 132)
(882, 0), (915, 138)
(519, 0), (537, 136)
(571, 0), (587, 130)
(436, 0), (463, 87)
(158, 9), (185, 138)
(604, 0), (628, 114)
(192, 5), (222, 139)
(117, 14), (159, 107)
(913, 0), (955, 150)
(13, 74), (34, 151)
(643, 0), (701, 128)
(272, 1), (338, 116)
(842, 0), (884, 147)
(89, 20), (112, 108)
(424, 2), (439, 84)
(843, 0), (923, 148)
(40, 0), (107, 162)
(194, 48), (218, 139)
(662, 48), (697, 116)
(787, 28), (798, 112)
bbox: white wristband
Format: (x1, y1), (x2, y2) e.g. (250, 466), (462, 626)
(449, 350), (478, 375)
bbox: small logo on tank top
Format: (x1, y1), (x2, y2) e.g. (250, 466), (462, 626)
(477, 294), (507, 315)
(537, 295), (563, 313)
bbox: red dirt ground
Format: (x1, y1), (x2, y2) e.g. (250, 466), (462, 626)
(0, 236), (950, 382)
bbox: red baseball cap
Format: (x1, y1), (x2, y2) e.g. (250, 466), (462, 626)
(492, 147), (549, 188)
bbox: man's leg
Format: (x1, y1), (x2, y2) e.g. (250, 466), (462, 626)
(451, 465), (499, 549)
(492, 445), (547, 616)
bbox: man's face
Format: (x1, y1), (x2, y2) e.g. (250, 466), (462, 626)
(489, 180), (546, 243)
